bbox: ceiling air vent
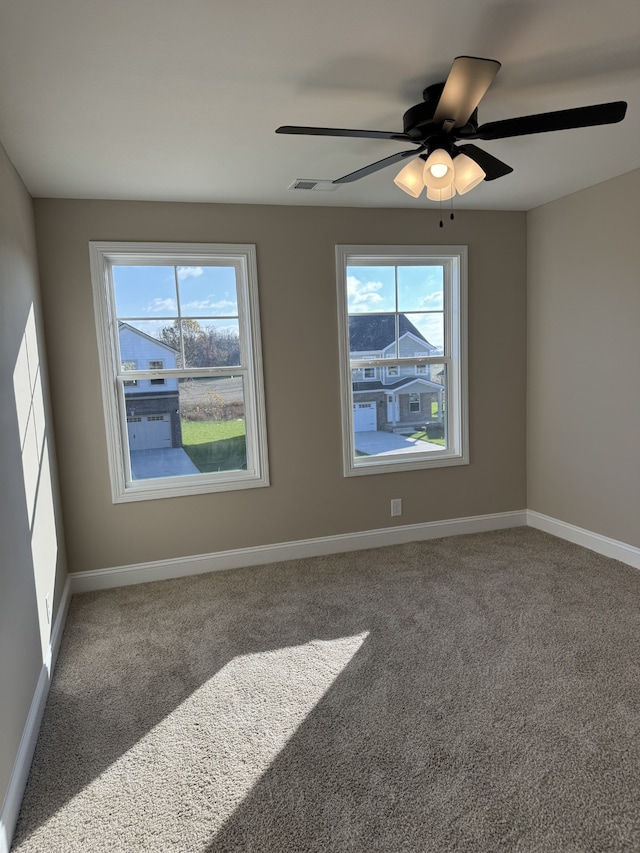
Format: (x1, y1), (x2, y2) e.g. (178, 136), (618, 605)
(288, 179), (339, 192)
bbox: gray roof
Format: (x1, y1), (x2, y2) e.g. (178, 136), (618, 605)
(353, 377), (442, 393)
(348, 314), (433, 353)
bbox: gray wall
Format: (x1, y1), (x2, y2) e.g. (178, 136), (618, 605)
(33, 199), (527, 573)
(0, 146), (67, 811)
(527, 168), (640, 548)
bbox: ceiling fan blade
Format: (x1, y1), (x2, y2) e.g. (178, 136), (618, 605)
(276, 125), (412, 141)
(468, 101), (627, 140)
(433, 56), (501, 128)
(456, 144), (513, 181)
(333, 147), (426, 184)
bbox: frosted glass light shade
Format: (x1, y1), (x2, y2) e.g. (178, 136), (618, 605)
(452, 153), (486, 195)
(426, 184), (456, 201)
(393, 158), (425, 197)
(423, 149), (455, 189)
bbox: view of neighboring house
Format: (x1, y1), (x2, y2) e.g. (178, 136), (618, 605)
(349, 314), (444, 433)
(119, 322), (183, 450)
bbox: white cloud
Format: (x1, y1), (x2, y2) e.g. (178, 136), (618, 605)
(147, 297), (177, 313)
(347, 275), (387, 312)
(177, 266), (204, 280)
(418, 291), (444, 310)
(412, 313), (444, 350)
(182, 298), (237, 315)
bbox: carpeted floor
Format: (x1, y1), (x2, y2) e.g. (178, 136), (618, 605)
(11, 527), (640, 852)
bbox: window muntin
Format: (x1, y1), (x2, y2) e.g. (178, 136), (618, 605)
(90, 242), (269, 502)
(337, 245), (467, 476)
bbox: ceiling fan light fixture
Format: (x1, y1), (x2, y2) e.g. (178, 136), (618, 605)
(452, 153), (486, 195)
(278, 55), (628, 211)
(423, 149), (454, 189)
(393, 158), (425, 197)
(426, 183), (456, 201)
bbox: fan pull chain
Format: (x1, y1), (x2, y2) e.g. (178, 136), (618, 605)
(437, 192), (455, 227)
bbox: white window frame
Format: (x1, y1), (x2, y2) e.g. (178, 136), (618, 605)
(89, 241), (269, 502)
(336, 244), (468, 476)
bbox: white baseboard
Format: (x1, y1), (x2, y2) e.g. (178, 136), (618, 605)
(527, 510), (640, 570)
(70, 510), (528, 593)
(0, 576), (71, 853)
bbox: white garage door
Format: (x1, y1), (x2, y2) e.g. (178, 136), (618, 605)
(127, 414), (172, 450)
(353, 402), (376, 432)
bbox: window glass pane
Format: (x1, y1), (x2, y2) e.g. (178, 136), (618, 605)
(113, 266), (177, 318)
(348, 313), (397, 357)
(397, 266), (443, 312)
(182, 319), (241, 368)
(402, 312), (444, 355)
(177, 266), (238, 317)
(179, 376), (247, 474)
(119, 321), (181, 371)
(127, 375), (247, 481)
(351, 362), (447, 459)
(346, 266), (395, 313)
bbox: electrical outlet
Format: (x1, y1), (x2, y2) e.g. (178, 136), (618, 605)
(391, 498), (402, 517)
(45, 594), (51, 625)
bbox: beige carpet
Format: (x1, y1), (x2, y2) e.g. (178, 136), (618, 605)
(11, 528), (640, 851)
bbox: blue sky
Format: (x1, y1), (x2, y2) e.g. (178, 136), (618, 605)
(347, 265), (444, 350)
(112, 265), (238, 323)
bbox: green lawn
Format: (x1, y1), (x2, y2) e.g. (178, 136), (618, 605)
(409, 431), (446, 447)
(181, 419), (247, 472)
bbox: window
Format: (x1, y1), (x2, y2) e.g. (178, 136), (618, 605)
(122, 360), (138, 387)
(336, 245), (468, 476)
(90, 242), (269, 502)
(149, 359), (165, 386)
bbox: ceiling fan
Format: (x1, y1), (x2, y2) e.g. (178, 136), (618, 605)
(276, 56), (627, 200)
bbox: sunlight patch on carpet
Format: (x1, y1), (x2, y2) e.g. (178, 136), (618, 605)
(19, 632), (369, 851)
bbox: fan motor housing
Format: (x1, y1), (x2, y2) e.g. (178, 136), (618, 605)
(402, 83), (478, 139)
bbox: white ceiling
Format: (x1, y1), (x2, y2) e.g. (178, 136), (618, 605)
(1, 0), (638, 211)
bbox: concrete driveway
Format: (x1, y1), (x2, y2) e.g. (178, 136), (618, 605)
(354, 430), (442, 456)
(130, 448), (200, 479)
